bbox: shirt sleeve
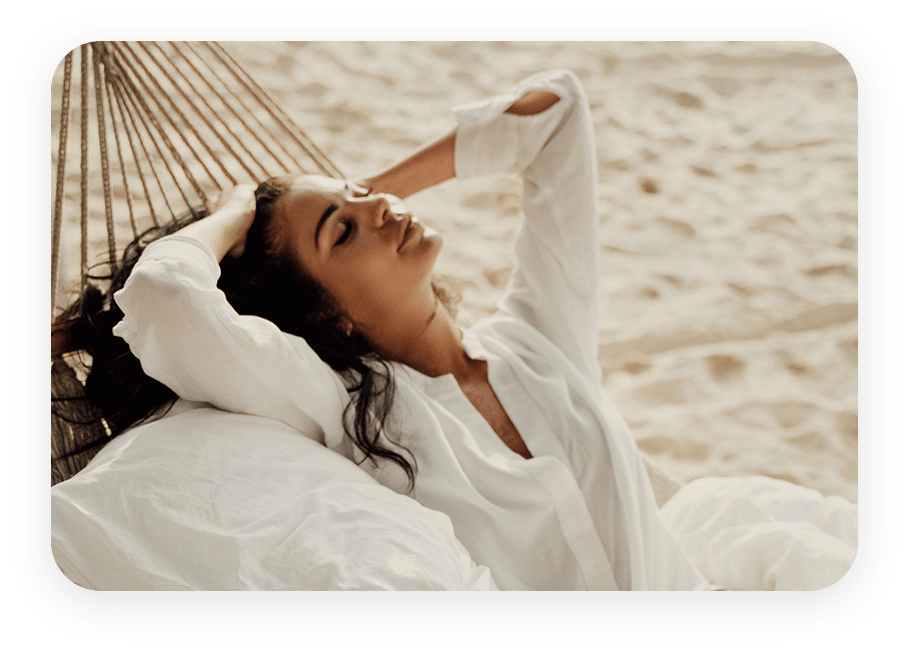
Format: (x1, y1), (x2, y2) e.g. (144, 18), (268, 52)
(111, 234), (349, 448)
(452, 69), (601, 384)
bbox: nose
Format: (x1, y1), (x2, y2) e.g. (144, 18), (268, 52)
(349, 194), (399, 228)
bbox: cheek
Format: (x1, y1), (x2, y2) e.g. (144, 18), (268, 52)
(335, 251), (429, 312)
(317, 227), (442, 306)
(322, 252), (398, 305)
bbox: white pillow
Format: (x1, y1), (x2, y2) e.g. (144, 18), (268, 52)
(51, 404), (497, 591)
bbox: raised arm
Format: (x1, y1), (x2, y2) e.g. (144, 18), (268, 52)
(362, 91), (561, 199)
(177, 184), (257, 261)
(111, 187), (350, 447)
(368, 72), (599, 382)
(363, 132), (455, 199)
(393, 71), (600, 383)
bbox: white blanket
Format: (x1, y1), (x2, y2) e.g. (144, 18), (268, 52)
(51, 405), (856, 591)
(661, 475), (857, 590)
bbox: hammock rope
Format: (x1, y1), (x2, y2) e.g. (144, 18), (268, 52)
(50, 51), (72, 313)
(51, 41), (345, 485)
(51, 40), (344, 316)
(49, 42), (684, 503)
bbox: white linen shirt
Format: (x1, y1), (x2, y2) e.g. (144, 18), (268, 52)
(114, 70), (710, 590)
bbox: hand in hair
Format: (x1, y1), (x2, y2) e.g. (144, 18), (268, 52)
(189, 184), (258, 261)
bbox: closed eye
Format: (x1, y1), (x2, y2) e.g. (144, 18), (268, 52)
(335, 185), (372, 247)
(335, 219), (353, 246)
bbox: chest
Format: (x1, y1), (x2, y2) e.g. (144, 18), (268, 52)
(459, 379), (533, 460)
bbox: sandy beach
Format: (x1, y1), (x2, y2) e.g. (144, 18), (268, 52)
(51, 41), (857, 503)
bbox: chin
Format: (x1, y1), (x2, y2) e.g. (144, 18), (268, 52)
(423, 225), (441, 243)
(419, 231), (443, 276)
(430, 233), (445, 260)
(419, 226), (443, 255)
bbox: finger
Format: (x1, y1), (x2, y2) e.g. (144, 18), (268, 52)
(349, 179), (371, 196)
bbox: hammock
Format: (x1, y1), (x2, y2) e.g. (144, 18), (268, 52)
(49, 43), (682, 504)
(51, 41), (344, 485)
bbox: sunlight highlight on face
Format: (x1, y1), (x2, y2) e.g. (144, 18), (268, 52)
(277, 175), (443, 338)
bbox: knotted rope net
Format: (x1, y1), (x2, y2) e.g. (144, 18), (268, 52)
(51, 41), (344, 484)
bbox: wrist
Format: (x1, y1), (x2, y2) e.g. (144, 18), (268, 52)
(367, 130), (456, 200)
(180, 211), (248, 262)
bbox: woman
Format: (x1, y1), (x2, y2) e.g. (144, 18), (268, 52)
(97, 69), (717, 591)
(64, 68), (857, 591)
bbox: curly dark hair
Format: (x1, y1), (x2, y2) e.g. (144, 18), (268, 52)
(55, 177), (459, 492)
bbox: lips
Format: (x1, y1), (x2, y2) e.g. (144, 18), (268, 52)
(397, 215), (420, 251)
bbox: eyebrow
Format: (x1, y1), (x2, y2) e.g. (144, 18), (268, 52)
(313, 182), (353, 250)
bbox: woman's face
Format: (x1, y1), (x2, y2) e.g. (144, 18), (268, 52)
(275, 175), (443, 338)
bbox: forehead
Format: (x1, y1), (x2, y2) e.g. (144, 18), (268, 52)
(275, 175), (346, 264)
(280, 174), (347, 223)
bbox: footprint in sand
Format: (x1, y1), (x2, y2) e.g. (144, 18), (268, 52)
(637, 434), (711, 462)
(689, 164), (718, 178)
(837, 338), (858, 367)
(766, 400), (816, 429)
(671, 91), (704, 110)
(648, 83), (705, 110)
(460, 190), (519, 212)
(779, 303), (858, 333)
(835, 411), (858, 449)
(704, 353), (746, 382)
(655, 216), (697, 239)
(748, 212), (798, 237)
(639, 177), (660, 194)
(631, 378), (697, 405)
(784, 430), (830, 454)
(620, 360), (652, 375)
(699, 76), (745, 98)
(482, 266), (511, 288)
(723, 400), (813, 430)
(802, 263), (857, 278)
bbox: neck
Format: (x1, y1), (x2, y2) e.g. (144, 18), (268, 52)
(370, 298), (479, 382)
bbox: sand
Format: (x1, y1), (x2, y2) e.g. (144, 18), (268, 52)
(51, 41), (857, 503)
